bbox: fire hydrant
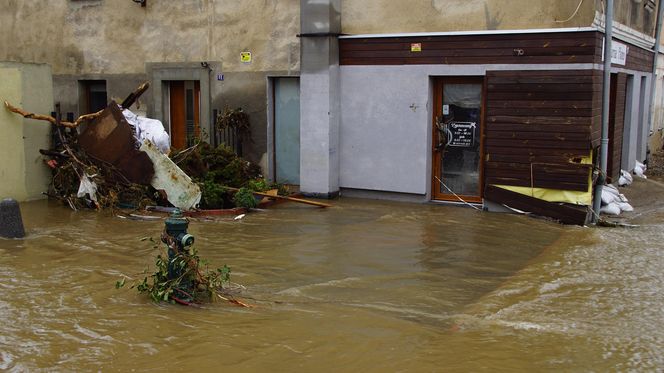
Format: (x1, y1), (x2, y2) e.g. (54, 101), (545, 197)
(162, 209), (195, 300)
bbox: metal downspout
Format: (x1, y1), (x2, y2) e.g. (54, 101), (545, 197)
(648, 0), (664, 157)
(592, 0), (613, 224)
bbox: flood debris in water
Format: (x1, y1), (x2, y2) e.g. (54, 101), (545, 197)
(117, 209), (252, 307)
(4, 82), (329, 214)
(140, 139), (201, 211)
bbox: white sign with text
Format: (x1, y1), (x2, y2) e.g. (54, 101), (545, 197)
(602, 38), (628, 66)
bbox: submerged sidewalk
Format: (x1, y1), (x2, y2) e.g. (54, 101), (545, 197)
(605, 175), (664, 225)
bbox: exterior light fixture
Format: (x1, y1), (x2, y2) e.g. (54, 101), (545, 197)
(132, 0), (146, 7)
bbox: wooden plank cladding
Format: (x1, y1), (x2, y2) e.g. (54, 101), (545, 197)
(340, 31), (654, 71)
(484, 185), (590, 225)
(484, 69), (600, 193)
(340, 31), (598, 65)
(593, 33), (654, 72)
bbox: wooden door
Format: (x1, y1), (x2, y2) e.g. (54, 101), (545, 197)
(169, 81), (186, 149)
(432, 77), (485, 202)
(169, 80), (200, 150)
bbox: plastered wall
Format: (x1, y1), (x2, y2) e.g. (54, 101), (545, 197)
(605, 0), (659, 37)
(341, 0), (597, 34)
(0, 0), (300, 167)
(0, 0), (300, 75)
(0, 62), (53, 201)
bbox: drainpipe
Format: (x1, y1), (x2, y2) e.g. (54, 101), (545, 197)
(592, 0), (613, 224)
(648, 0), (664, 155)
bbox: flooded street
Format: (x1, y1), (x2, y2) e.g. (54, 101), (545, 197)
(1, 191), (663, 371)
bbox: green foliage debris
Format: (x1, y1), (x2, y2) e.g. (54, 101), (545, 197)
(117, 243), (234, 305)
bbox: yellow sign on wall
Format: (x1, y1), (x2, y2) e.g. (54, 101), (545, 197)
(410, 43), (422, 52)
(240, 51), (252, 64)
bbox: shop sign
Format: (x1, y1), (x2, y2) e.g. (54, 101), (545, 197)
(602, 38), (628, 66)
(410, 43), (422, 52)
(446, 121), (476, 147)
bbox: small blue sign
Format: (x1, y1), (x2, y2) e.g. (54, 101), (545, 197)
(217, 73), (224, 81)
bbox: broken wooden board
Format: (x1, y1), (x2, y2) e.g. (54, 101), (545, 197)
(484, 184), (590, 225)
(139, 139), (201, 211)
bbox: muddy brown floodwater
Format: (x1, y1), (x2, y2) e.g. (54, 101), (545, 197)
(1, 194), (663, 371)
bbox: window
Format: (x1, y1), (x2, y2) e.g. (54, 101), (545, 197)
(79, 80), (107, 114)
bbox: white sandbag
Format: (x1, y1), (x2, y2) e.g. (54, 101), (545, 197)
(601, 186), (620, 205)
(601, 190), (614, 205)
(617, 202), (634, 212)
(123, 109), (170, 154)
(600, 202), (621, 216)
(634, 163), (647, 179)
(618, 193), (629, 203)
(604, 184), (620, 195)
(618, 170), (633, 186)
(618, 175), (629, 186)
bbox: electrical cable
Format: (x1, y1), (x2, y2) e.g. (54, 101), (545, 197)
(434, 176), (481, 211)
(556, 0), (585, 23)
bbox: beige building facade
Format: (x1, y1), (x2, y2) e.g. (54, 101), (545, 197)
(1, 0), (300, 168)
(1, 0), (663, 214)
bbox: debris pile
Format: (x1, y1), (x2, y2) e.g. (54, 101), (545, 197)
(5, 81), (329, 213)
(174, 142), (282, 209)
(40, 103), (158, 210)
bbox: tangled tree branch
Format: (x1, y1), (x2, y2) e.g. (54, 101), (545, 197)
(4, 100), (103, 128)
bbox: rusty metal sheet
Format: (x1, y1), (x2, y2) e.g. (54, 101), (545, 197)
(78, 101), (154, 184)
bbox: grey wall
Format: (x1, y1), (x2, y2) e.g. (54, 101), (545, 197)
(212, 70), (285, 168)
(340, 63), (654, 199)
(52, 73), (149, 117)
(340, 66), (432, 195)
(619, 70), (651, 171)
(340, 63), (597, 197)
(637, 75), (652, 162)
(299, 0), (342, 197)
(622, 74), (637, 170)
(51, 67), (293, 172)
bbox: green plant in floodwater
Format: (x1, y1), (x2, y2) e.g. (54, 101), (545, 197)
(116, 244), (232, 305)
(199, 176), (229, 209)
(246, 178), (269, 192)
(233, 187), (258, 209)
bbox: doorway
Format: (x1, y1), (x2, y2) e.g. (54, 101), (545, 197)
(168, 80), (200, 150)
(273, 77), (300, 185)
(432, 77), (485, 202)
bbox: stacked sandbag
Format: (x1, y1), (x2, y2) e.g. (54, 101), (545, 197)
(634, 161), (647, 179)
(618, 169), (633, 187)
(600, 184), (633, 216)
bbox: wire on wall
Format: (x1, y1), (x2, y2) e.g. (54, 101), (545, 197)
(556, 0), (585, 23)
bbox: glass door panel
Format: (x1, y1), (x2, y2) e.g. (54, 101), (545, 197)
(432, 78), (483, 201)
(274, 78), (301, 185)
